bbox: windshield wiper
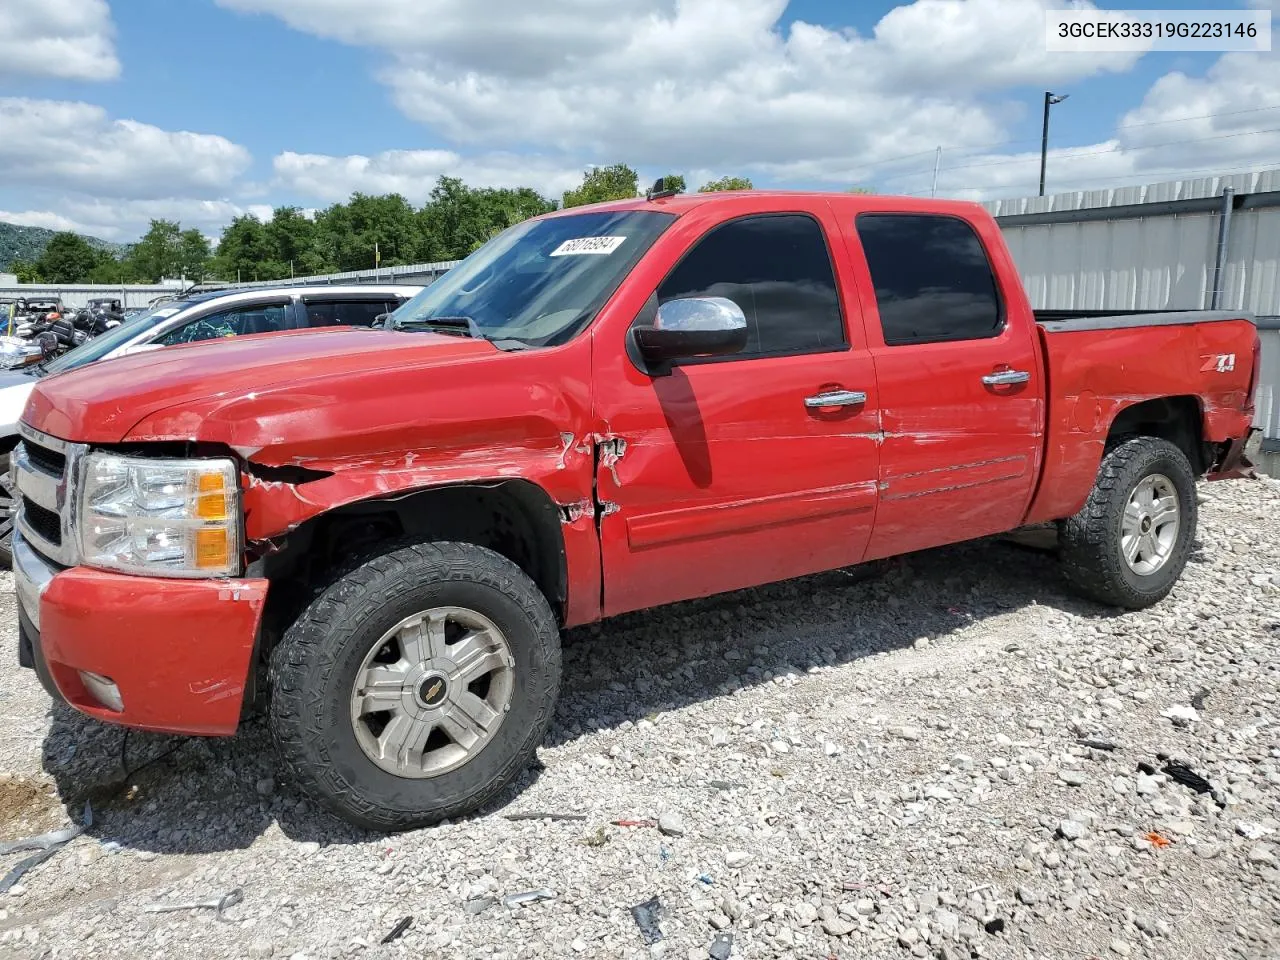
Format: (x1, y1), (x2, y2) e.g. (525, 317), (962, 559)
(393, 315), (483, 339)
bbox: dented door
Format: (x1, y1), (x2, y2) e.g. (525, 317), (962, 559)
(591, 203), (881, 617)
(844, 210), (1044, 559)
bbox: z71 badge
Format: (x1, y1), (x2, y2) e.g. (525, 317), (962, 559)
(1200, 353), (1236, 373)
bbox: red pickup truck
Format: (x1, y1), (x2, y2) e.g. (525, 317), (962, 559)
(12, 191), (1259, 831)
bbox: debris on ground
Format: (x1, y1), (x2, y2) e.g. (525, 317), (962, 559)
(611, 819), (657, 828)
(0, 800), (92, 893)
(630, 895), (665, 945)
(1190, 688), (1210, 711)
(140, 888), (243, 919)
(379, 916), (413, 943)
(1145, 831), (1173, 849)
(1163, 761), (1213, 795)
(503, 812), (587, 822)
(709, 931), (733, 959)
(501, 888), (556, 908)
(1078, 737), (1119, 752)
(1160, 704), (1200, 727)
(583, 826), (610, 847)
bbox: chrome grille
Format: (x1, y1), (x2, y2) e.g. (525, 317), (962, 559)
(13, 421), (88, 567)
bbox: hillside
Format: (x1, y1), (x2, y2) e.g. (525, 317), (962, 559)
(0, 221), (128, 269)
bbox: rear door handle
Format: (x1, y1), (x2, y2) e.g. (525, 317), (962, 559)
(981, 370), (1031, 386)
(804, 390), (867, 408)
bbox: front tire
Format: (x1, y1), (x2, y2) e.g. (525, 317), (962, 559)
(0, 452), (14, 569)
(1059, 436), (1197, 609)
(269, 541), (561, 832)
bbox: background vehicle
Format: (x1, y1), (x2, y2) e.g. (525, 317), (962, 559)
(0, 283), (421, 565)
(10, 192), (1259, 832)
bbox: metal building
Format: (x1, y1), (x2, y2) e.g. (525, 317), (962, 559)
(982, 169), (1280, 474)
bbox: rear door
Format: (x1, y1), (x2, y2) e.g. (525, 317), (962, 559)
(592, 204), (881, 616)
(844, 212), (1043, 559)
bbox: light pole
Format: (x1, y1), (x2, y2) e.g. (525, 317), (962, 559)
(1039, 91), (1069, 197)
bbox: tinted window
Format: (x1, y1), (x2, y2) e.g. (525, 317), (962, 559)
(654, 214), (845, 358)
(156, 303), (289, 346)
(855, 214), (1002, 346)
(305, 300), (395, 328)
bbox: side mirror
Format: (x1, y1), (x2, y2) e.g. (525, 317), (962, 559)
(627, 297), (748, 376)
(371, 312), (391, 329)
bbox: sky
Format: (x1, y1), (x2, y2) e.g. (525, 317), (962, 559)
(0, 0), (1277, 243)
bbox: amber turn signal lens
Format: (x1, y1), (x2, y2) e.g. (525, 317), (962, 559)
(195, 472), (228, 520)
(194, 527), (230, 569)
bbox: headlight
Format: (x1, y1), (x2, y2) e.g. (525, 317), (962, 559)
(78, 454), (242, 578)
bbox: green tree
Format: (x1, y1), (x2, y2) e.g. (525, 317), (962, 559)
(657, 174), (686, 193)
(562, 163), (639, 208)
(34, 232), (100, 283)
(313, 193), (422, 272)
(178, 229), (212, 282)
(699, 176), (754, 192)
(125, 219), (183, 282)
(420, 177), (554, 260)
(7, 259), (42, 283)
(214, 215), (273, 282)
(265, 206), (318, 277)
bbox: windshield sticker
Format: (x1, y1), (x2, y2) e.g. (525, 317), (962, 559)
(549, 236), (627, 257)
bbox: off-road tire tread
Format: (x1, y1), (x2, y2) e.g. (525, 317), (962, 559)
(269, 539), (561, 832)
(1059, 436), (1196, 610)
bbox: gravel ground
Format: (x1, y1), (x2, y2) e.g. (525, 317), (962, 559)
(0, 476), (1278, 960)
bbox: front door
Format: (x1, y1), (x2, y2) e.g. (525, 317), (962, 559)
(845, 211), (1044, 559)
(592, 206), (881, 617)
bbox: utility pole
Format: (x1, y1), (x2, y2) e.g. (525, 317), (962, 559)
(930, 146), (942, 197)
(1040, 91), (1069, 197)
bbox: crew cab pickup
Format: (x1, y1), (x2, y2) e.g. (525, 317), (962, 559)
(12, 192), (1260, 831)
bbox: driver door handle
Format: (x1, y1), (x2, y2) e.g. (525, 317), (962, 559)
(981, 369), (1031, 386)
(805, 390), (867, 409)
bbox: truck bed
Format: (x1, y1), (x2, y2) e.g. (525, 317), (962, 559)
(1024, 309), (1258, 526)
(1034, 309), (1256, 332)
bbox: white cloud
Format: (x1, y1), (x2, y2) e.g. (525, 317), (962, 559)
(273, 150), (587, 203)
(0, 99), (252, 200)
(0, 209), (87, 233)
(880, 30), (1280, 199)
(222, 0), (1136, 176)
(0, 197), (270, 242)
(0, 0), (119, 81)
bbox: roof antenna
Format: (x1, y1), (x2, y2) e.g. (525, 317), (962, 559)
(646, 177), (681, 201)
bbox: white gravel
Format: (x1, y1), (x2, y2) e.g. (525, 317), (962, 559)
(0, 476), (1278, 959)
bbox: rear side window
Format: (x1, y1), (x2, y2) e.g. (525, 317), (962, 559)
(656, 214), (845, 358)
(305, 299), (397, 328)
(855, 214), (1003, 346)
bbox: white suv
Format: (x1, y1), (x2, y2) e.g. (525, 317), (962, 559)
(0, 284), (423, 566)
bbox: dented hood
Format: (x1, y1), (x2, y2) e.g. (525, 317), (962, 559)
(24, 328), (498, 444)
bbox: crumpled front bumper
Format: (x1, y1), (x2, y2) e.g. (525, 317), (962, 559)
(14, 530), (269, 736)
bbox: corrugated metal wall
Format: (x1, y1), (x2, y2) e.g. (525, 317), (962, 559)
(983, 169), (1280, 473)
(986, 169), (1280, 313)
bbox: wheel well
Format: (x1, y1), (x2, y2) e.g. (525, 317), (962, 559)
(1105, 396), (1207, 474)
(255, 480), (569, 661)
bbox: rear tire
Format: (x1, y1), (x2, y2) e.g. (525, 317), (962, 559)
(269, 540), (561, 832)
(1059, 436), (1197, 609)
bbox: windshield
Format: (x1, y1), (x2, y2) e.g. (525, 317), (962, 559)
(390, 210), (675, 347)
(43, 304), (184, 375)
